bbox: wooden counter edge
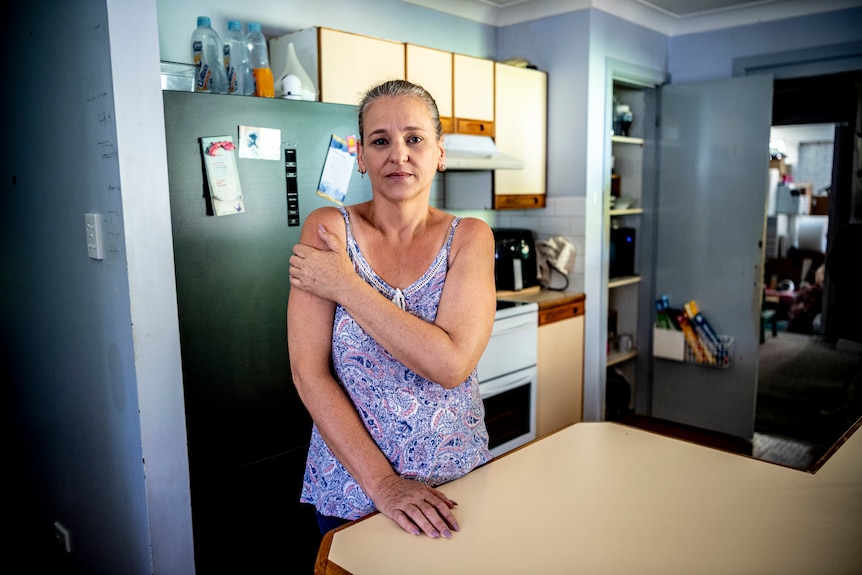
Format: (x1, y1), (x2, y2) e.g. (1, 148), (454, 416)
(315, 514), (378, 575)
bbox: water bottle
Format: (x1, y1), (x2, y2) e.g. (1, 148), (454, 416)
(191, 16), (227, 94)
(223, 20), (253, 96)
(246, 23), (275, 98)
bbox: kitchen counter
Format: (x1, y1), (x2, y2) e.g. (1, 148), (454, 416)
(497, 287), (585, 326)
(315, 420), (862, 574)
(497, 286), (584, 310)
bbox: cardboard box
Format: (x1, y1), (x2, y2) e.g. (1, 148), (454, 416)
(769, 157), (789, 176)
(811, 195), (830, 215)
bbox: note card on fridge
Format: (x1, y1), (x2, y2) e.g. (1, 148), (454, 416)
(201, 135), (245, 216)
(317, 134), (357, 205)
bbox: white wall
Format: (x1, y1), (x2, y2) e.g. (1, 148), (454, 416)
(669, 7), (862, 84)
(3, 0), (191, 572)
(108, 0), (196, 571)
(156, 0), (496, 64)
(497, 9), (668, 421)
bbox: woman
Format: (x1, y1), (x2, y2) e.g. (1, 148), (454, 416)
(287, 80), (497, 538)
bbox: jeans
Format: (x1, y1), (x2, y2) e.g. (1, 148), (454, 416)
(316, 511), (351, 535)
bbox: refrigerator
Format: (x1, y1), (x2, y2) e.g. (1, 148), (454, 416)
(163, 90), (372, 572)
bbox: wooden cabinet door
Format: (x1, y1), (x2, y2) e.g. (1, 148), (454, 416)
(494, 63), (547, 203)
(406, 44), (453, 132)
(318, 29), (405, 106)
(453, 53), (494, 135)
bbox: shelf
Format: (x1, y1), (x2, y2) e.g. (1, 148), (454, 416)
(608, 348), (638, 366)
(611, 135), (644, 146)
(608, 275), (641, 289)
(610, 208), (644, 216)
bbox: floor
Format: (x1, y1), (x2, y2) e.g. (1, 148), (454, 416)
(620, 331), (862, 472)
(619, 413), (860, 472)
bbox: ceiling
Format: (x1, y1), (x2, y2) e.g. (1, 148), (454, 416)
(474, 0), (790, 17)
(399, 0), (862, 34)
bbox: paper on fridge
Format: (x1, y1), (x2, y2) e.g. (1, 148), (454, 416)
(238, 126), (281, 160)
(201, 135), (245, 216)
(317, 134), (358, 205)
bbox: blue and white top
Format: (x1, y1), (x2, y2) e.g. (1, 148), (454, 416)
(300, 207), (492, 520)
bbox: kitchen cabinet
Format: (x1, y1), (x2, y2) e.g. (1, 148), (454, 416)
(453, 53), (495, 136)
(498, 290), (585, 437)
(536, 294), (585, 437)
(494, 63), (547, 210)
(270, 27), (404, 106)
(272, 29), (548, 211)
(406, 44), (454, 133)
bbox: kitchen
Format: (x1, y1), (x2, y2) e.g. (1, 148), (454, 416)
(4, 0), (862, 573)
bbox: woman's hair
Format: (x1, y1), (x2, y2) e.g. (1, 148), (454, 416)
(358, 79), (443, 142)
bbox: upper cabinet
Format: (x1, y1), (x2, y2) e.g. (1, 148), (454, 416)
(406, 44), (454, 134)
(271, 28), (405, 106)
(453, 54), (495, 136)
(272, 28), (548, 209)
(319, 29), (404, 105)
(494, 63), (547, 209)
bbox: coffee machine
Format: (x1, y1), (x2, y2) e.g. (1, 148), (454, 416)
(492, 228), (539, 291)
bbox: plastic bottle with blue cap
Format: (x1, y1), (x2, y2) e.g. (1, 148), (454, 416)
(191, 16), (227, 94)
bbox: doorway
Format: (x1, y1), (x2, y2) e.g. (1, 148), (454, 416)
(753, 70), (862, 468)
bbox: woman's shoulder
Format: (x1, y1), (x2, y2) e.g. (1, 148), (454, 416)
(304, 205), (345, 225)
(450, 214), (493, 243)
(298, 206), (349, 245)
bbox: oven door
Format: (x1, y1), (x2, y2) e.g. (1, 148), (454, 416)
(480, 366), (537, 457)
(477, 310), (538, 383)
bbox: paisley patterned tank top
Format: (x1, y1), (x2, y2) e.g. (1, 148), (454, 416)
(300, 206), (492, 520)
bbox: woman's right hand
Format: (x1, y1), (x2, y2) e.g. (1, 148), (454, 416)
(289, 223), (357, 303)
(372, 474), (460, 538)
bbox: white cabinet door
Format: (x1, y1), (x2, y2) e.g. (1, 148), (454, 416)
(318, 29), (405, 105)
(453, 54), (494, 132)
(406, 44), (452, 119)
(494, 63), (547, 197)
(537, 314), (584, 437)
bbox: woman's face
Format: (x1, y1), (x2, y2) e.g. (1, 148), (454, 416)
(357, 94), (445, 203)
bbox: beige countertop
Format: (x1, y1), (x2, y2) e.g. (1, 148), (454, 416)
(316, 421), (862, 575)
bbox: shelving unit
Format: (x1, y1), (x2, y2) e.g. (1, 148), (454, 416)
(603, 80), (657, 418)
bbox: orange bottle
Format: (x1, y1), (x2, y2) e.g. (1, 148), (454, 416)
(247, 23), (275, 98)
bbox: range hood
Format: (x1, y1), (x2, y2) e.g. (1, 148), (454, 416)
(444, 134), (523, 170)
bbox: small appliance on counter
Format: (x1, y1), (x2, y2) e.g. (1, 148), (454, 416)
(493, 228), (539, 292)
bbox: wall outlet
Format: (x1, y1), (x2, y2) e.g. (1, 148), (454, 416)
(53, 521), (72, 553)
(85, 213), (104, 260)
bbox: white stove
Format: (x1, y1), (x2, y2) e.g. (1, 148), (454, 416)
(493, 299), (539, 321)
(478, 300), (539, 456)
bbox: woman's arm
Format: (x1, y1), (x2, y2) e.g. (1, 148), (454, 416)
(289, 214), (496, 388)
(287, 207), (461, 538)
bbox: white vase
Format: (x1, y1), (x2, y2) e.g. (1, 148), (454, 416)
(278, 42), (317, 101)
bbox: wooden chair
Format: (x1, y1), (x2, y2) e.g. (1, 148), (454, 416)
(761, 287), (778, 344)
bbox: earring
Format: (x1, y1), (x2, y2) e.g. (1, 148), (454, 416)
(358, 167), (366, 179)
(438, 163), (446, 172)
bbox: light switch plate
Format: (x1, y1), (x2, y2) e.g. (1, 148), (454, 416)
(85, 213), (104, 260)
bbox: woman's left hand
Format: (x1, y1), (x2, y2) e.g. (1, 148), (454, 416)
(289, 224), (355, 301)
